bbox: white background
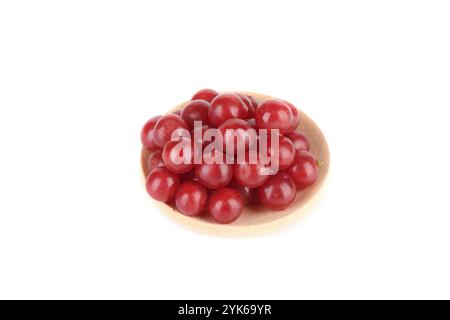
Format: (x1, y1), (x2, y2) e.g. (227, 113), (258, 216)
(1, 0), (449, 299)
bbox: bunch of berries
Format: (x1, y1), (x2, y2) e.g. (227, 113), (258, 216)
(141, 89), (320, 224)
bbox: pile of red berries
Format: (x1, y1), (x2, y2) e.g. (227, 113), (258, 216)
(141, 89), (320, 224)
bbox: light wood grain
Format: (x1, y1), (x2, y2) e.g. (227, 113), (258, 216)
(141, 92), (330, 236)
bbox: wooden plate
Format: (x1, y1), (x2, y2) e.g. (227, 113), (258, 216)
(141, 92), (330, 236)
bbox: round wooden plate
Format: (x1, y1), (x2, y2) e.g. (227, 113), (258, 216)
(141, 92), (330, 236)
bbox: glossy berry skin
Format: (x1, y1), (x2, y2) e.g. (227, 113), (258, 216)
(284, 101), (300, 133)
(192, 88), (219, 103)
(247, 95), (258, 113)
(233, 151), (270, 188)
(175, 181), (208, 216)
(147, 150), (164, 173)
(258, 172), (296, 210)
(286, 130), (310, 154)
(146, 167), (180, 202)
(162, 138), (196, 173)
(195, 151), (233, 189)
(264, 134), (296, 170)
(236, 93), (253, 119)
(218, 118), (256, 154)
(181, 99), (210, 129)
(208, 188), (243, 224)
(285, 150), (319, 189)
(153, 114), (189, 148)
(140, 116), (162, 151)
(230, 180), (257, 206)
(208, 93), (247, 127)
(254, 99), (293, 134)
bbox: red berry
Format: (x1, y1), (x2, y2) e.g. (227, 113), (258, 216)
(233, 151), (270, 188)
(208, 93), (247, 127)
(173, 110), (181, 116)
(230, 180), (257, 206)
(254, 99), (293, 134)
(147, 150), (164, 173)
(162, 138), (197, 173)
(145, 167), (180, 202)
(208, 188), (243, 224)
(284, 101), (300, 133)
(285, 151), (319, 189)
(140, 116), (162, 151)
(286, 130), (310, 154)
(264, 134), (295, 170)
(175, 181), (208, 216)
(218, 118), (256, 154)
(247, 95), (257, 109)
(192, 88), (219, 102)
(195, 151), (233, 189)
(236, 93), (253, 119)
(258, 172), (296, 210)
(181, 99), (210, 129)
(153, 114), (189, 148)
